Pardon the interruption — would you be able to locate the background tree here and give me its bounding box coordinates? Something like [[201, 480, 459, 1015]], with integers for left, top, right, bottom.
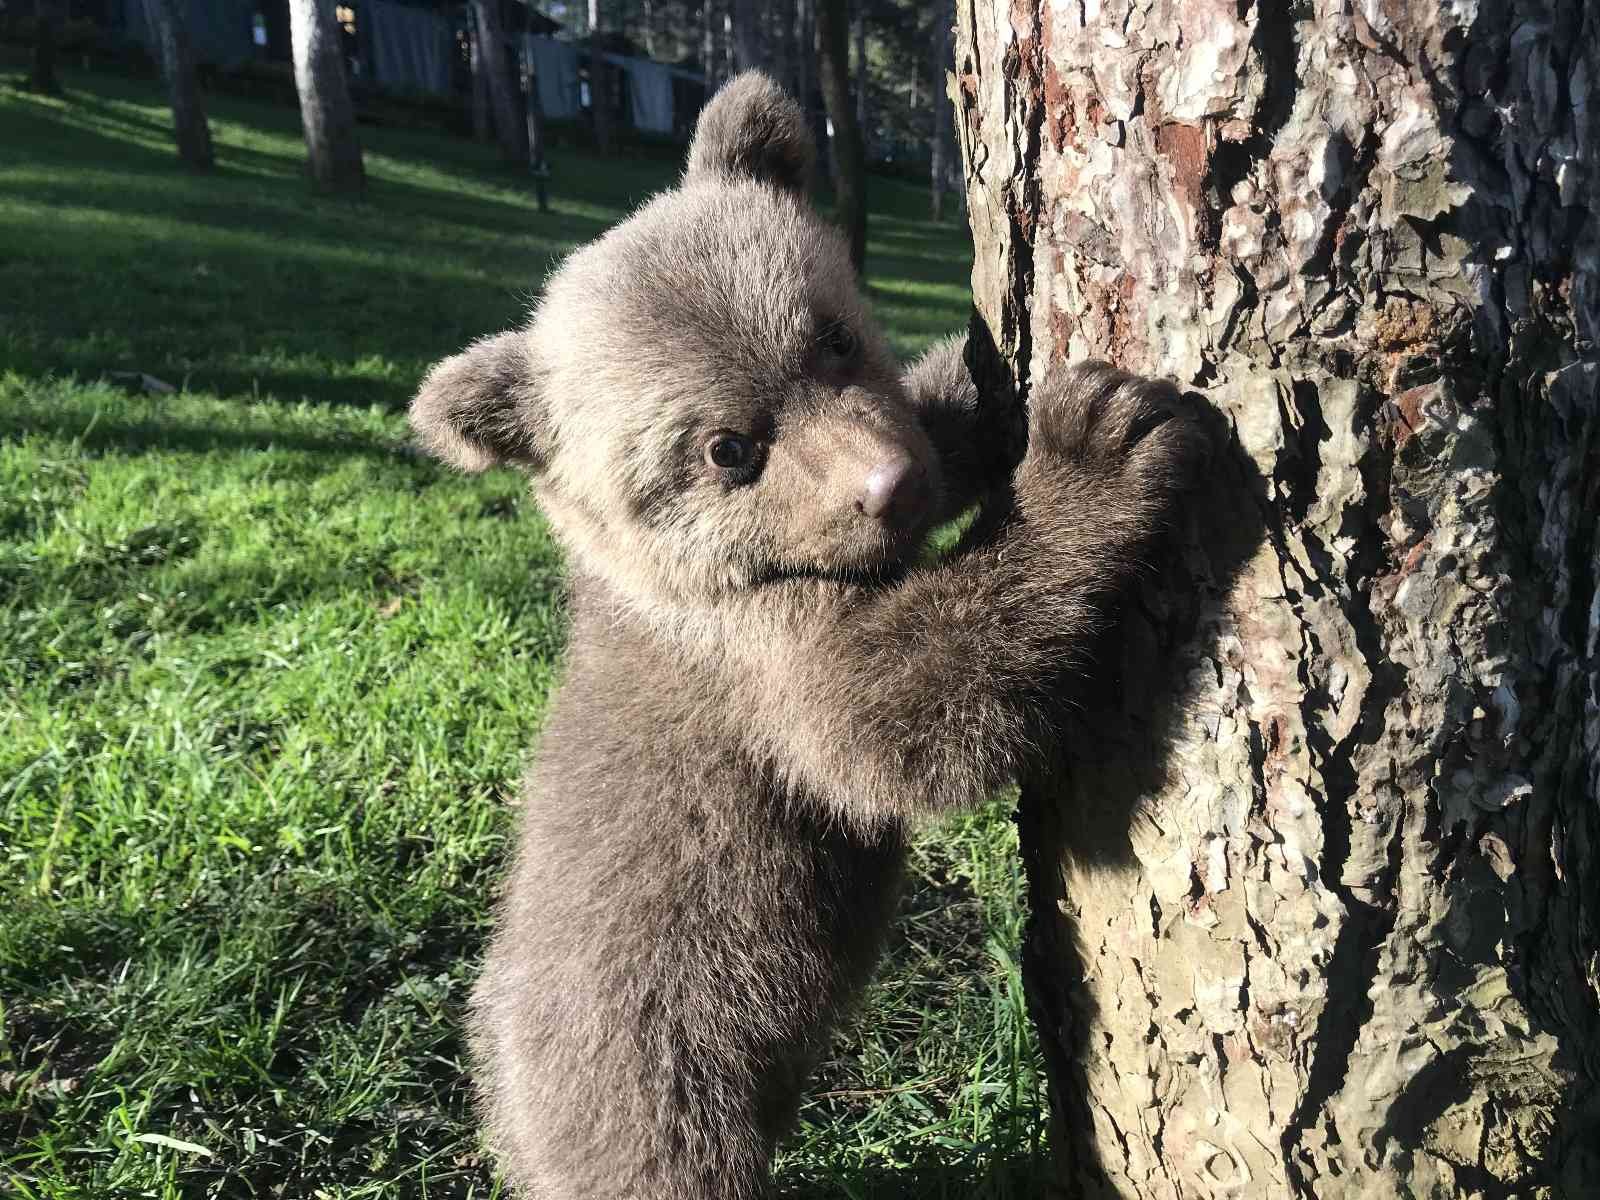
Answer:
[[287, 0, 364, 192], [471, 0, 527, 164], [928, 9, 951, 221], [468, 17, 491, 144], [142, 0, 213, 169], [728, 0, 763, 73], [814, 0, 863, 272], [29, 0, 60, 95], [588, 0, 611, 153], [955, 0, 1599, 1195], [851, 5, 867, 161]]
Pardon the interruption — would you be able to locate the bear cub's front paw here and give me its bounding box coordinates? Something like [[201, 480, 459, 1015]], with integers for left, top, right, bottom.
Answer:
[[1025, 361, 1209, 493]]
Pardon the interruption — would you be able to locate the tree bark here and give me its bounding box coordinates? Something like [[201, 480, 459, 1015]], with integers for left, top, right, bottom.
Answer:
[[142, 0, 214, 169], [814, 0, 864, 272], [852, 4, 868, 161], [771, 0, 793, 99], [30, 0, 60, 95], [792, 0, 811, 119], [469, 18, 491, 144], [473, 0, 528, 164], [588, 0, 611, 155], [288, 0, 364, 193], [730, 0, 763, 73], [953, 0, 1600, 1196], [930, 11, 951, 222]]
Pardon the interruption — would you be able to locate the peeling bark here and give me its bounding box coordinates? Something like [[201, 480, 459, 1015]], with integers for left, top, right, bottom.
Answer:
[[954, 0, 1600, 1195]]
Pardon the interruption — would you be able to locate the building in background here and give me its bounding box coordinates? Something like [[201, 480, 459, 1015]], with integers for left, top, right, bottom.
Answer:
[[62, 0, 704, 142]]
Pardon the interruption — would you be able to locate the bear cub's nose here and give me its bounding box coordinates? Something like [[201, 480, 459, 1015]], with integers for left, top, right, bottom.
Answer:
[[857, 455, 929, 524]]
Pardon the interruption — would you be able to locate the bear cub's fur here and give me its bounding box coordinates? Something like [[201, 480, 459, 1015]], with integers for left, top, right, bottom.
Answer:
[[411, 72, 1204, 1200]]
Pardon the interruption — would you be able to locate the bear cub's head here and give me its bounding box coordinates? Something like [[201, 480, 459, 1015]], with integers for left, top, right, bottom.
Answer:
[[411, 72, 943, 604]]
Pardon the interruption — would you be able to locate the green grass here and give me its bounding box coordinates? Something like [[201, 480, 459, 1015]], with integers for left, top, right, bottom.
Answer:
[[0, 66, 1046, 1198]]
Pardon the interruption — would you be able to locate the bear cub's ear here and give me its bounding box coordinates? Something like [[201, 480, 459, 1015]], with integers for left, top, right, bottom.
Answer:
[[410, 330, 550, 473], [684, 71, 815, 198]]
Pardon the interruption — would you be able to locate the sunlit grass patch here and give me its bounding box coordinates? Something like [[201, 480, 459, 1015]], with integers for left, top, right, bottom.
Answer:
[[0, 65, 1038, 1199]]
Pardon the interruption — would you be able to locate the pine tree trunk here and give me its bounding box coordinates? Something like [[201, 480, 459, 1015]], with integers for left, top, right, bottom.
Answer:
[[142, 0, 214, 169], [288, 0, 364, 193], [472, 0, 528, 164], [730, 0, 762, 73], [771, 0, 793, 99], [929, 11, 950, 223], [792, 0, 811, 119], [469, 19, 491, 144], [30, 0, 60, 95], [814, 0, 864, 272], [851, 5, 867, 161], [588, 0, 611, 155], [953, 0, 1600, 1195]]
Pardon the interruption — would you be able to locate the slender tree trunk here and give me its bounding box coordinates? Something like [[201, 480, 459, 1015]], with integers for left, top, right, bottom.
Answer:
[[472, 0, 527, 164], [851, 4, 867, 161], [929, 12, 950, 222], [771, 0, 792, 98], [287, 0, 364, 192], [143, 0, 214, 169], [730, 0, 762, 73], [814, 0, 864, 271], [30, 0, 60, 95], [588, 0, 611, 154], [469, 20, 491, 144], [793, 0, 810, 123], [700, 0, 714, 87], [955, 0, 1600, 1195], [526, 81, 549, 214]]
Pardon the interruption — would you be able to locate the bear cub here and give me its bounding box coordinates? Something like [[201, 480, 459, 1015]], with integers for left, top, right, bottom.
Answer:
[[411, 72, 1204, 1200]]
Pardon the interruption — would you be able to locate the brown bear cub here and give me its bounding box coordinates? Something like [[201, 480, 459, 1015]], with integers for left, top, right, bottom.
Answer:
[[411, 72, 1204, 1200]]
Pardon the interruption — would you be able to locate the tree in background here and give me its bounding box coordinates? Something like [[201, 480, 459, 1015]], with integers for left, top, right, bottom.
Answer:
[[29, 0, 61, 95], [928, 10, 951, 221], [287, 0, 364, 192], [142, 0, 214, 169], [469, 16, 491, 144], [956, 0, 1599, 1194], [472, 0, 528, 164], [814, 0, 863, 271], [587, 0, 611, 153], [851, 4, 866, 160], [729, 0, 764, 73]]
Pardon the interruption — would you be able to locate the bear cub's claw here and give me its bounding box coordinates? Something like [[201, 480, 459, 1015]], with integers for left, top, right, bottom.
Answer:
[[1026, 361, 1210, 493]]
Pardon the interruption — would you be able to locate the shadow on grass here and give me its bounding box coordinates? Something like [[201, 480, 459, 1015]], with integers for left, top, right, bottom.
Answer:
[[0, 406, 410, 458]]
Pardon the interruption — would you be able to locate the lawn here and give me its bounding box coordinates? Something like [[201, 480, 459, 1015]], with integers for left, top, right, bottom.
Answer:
[[0, 66, 1048, 1199]]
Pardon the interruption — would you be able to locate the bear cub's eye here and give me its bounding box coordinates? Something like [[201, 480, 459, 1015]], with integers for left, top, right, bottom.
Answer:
[[704, 431, 758, 474], [820, 322, 858, 361]]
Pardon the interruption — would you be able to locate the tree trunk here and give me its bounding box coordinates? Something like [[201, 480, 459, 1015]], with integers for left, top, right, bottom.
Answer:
[[472, 0, 528, 164], [288, 0, 364, 193], [527, 67, 549, 214], [814, 0, 864, 272], [588, 0, 611, 155], [730, 0, 762, 73], [771, 0, 793, 99], [142, 0, 214, 169], [954, 0, 1600, 1196], [851, 4, 867, 161], [929, 11, 950, 222], [30, 0, 60, 95], [469, 19, 491, 144], [793, 0, 813, 124]]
